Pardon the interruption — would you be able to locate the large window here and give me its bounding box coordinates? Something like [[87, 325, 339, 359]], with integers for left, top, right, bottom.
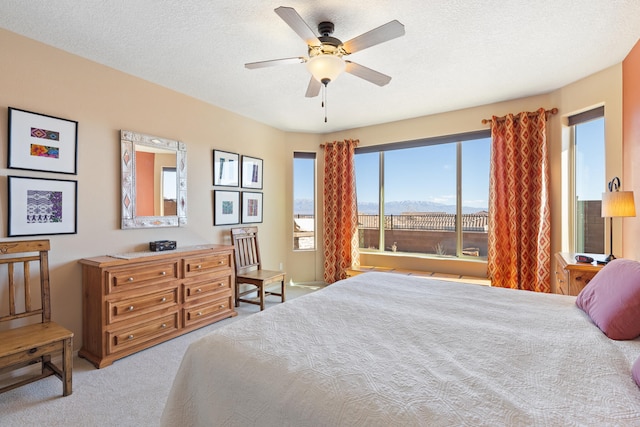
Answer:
[[355, 131, 491, 259], [293, 152, 316, 250], [570, 107, 605, 253]]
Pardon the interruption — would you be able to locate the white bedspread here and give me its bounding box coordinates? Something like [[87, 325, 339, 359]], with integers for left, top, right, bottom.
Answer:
[[161, 272, 640, 426]]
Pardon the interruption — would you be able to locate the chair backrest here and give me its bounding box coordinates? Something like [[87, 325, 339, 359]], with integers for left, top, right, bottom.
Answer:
[[230, 227, 262, 275], [0, 240, 51, 326]]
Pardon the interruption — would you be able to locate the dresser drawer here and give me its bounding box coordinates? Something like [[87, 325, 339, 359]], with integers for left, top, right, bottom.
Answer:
[[184, 275, 232, 303], [2, 340, 64, 367], [107, 288, 178, 324], [107, 312, 179, 355], [183, 253, 231, 278], [554, 257, 568, 295], [106, 261, 179, 294], [569, 270, 598, 296], [184, 295, 233, 327]]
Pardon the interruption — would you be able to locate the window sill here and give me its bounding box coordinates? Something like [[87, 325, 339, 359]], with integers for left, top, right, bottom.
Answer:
[[357, 250, 488, 279]]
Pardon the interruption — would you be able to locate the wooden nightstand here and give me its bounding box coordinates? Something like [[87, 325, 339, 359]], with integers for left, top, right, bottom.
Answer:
[[554, 252, 605, 296]]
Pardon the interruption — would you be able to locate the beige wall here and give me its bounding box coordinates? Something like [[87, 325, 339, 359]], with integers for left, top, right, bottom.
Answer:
[[321, 65, 624, 277], [0, 29, 293, 347], [551, 64, 624, 255], [0, 28, 627, 350]]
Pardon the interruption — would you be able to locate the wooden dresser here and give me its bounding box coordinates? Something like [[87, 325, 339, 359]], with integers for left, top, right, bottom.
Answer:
[[554, 252, 605, 296], [79, 244, 236, 368]]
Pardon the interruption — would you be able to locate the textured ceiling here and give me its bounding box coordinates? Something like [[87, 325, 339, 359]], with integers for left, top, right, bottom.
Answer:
[[1, 1, 639, 133]]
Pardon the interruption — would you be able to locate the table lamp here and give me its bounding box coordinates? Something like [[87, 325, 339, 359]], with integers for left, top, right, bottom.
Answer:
[[601, 176, 636, 262]]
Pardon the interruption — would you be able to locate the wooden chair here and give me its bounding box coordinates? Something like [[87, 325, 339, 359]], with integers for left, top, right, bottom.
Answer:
[[0, 240, 73, 396], [230, 227, 286, 311]]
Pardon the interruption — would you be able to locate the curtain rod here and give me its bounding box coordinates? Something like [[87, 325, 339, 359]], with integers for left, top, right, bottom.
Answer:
[[481, 107, 558, 125], [319, 140, 360, 148]]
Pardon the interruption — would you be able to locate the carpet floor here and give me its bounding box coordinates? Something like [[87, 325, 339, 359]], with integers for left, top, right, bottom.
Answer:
[[0, 283, 323, 426]]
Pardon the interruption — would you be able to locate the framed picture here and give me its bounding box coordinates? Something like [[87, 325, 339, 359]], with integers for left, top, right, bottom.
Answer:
[[8, 176, 78, 237], [241, 191, 263, 224], [213, 150, 239, 187], [8, 107, 78, 174], [214, 190, 240, 225], [241, 155, 263, 189]]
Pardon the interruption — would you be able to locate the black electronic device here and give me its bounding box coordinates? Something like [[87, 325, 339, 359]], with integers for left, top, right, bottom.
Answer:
[[575, 254, 594, 263], [149, 240, 177, 252]]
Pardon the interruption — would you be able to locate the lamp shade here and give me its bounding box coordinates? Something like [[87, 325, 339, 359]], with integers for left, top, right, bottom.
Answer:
[[306, 54, 345, 84], [601, 190, 636, 217]]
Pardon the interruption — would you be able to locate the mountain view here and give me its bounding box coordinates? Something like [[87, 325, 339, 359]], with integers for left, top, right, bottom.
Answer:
[[294, 199, 487, 215]]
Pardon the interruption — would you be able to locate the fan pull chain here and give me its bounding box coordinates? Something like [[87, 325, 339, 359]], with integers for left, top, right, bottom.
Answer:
[[324, 86, 327, 123], [322, 83, 328, 123]]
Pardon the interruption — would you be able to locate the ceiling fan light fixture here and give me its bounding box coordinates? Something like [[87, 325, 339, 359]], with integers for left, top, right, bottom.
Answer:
[[306, 54, 345, 84]]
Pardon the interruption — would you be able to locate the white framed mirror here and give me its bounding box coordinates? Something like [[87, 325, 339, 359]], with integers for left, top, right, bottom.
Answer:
[[121, 130, 187, 229]]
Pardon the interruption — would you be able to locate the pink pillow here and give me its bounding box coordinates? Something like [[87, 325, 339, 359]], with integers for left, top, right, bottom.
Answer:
[[575, 258, 640, 340], [634, 356, 640, 388]]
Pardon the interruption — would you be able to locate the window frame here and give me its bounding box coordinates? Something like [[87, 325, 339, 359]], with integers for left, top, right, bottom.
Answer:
[[293, 151, 317, 252], [567, 106, 605, 253], [355, 129, 491, 259]]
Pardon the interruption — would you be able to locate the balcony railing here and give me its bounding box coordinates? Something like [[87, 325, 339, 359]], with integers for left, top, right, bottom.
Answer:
[[357, 213, 488, 232], [294, 213, 488, 256]]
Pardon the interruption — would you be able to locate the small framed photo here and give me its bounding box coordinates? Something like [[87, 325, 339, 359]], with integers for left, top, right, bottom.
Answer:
[[8, 176, 78, 236], [8, 107, 78, 174], [241, 191, 263, 224], [214, 190, 240, 225], [213, 150, 239, 187], [241, 155, 263, 189]]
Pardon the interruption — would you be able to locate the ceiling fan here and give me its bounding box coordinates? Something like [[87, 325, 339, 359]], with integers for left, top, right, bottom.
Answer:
[[245, 6, 405, 99]]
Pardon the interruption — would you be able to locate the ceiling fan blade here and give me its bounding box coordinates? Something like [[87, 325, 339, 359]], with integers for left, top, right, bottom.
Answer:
[[245, 57, 305, 69], [305, 77, 321, 98], [274, 6, 321, 46], [342, 20, 405, 54], [345, 61, 392, 86]]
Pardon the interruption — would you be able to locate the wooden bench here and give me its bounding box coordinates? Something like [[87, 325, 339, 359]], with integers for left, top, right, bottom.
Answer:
[[0, 240, 73, 396], [345, 265, 491, 286]]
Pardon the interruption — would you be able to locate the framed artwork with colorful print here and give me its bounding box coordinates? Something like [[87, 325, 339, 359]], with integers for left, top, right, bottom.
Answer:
[[241, 155, 263, 189], [213, 150, 239, 187], [241, 191, 263, 224], [213, 190, 240, 226], [8, 107, 79, 174], [8, 176, 78, 236]]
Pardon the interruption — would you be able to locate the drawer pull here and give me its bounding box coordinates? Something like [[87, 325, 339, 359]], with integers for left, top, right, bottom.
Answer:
[[127, 277, 134, 282], [219, 304, 225, 309], [29, 347, 38, 354], [196, 311, 203, 316], [161, 297, 167, 302], [196, 264, 202, 269], [128, 305, 134, 311], [196, 288, 202, 293], [160, 271, 166, 276], [218, 260, 224, 265], [218, 282, 224, 287], [127, 334, 134, 340], [161, 323, 167, 328]]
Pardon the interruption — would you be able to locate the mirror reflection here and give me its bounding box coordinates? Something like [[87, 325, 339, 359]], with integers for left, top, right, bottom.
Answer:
[[121, 130, 187, 229], [134, 145, 177, 216]]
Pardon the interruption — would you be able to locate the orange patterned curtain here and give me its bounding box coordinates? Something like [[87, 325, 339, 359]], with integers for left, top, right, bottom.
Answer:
[[323, 139, 360, 284], [487, 108, 551, 292]]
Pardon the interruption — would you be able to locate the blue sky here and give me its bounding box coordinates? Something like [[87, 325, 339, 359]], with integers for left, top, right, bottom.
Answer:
[[575, 118, 605, 201], [294, 119, 604, 211], [355, 138, 491, 208]]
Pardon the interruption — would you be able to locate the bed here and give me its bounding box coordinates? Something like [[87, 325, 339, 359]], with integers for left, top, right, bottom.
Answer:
[[161, 271, 640, 426]]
